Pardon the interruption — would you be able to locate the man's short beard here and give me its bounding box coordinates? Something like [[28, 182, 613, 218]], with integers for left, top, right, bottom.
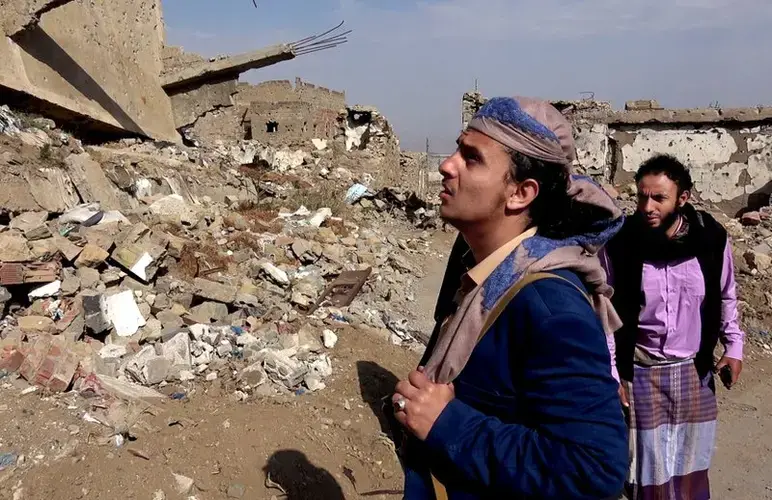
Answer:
[[644, 206, 681, 236]]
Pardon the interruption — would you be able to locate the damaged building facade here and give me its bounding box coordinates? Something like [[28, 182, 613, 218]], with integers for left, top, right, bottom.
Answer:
[[1, 1, 401, 189], [0, 0, 348, 143], [463, 92, 772, 215]]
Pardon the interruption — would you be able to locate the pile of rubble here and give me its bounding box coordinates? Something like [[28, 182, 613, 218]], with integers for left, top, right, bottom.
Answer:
[[0, 106, 438, 403]]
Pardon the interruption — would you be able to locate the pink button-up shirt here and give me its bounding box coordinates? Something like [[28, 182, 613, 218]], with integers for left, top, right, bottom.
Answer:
[[601, 239, 744, 381]]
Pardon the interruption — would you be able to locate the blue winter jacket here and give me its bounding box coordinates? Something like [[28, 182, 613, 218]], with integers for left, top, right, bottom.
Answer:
[[401, 270, 628, 499]]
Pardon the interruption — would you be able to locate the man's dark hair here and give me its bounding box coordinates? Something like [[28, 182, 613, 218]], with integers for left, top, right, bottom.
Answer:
[[507, 150, 605, 239], [634, 154, 694, 194]]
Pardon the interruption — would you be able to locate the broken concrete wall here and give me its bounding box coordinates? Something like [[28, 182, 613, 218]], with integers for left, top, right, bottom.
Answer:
[[461, 92, 772, 214], [244, 78, 345, 144], [1, 0, 75, 36], [181, 77, 346, 146], [161, 46, 240, 131], [332, 106, 401, 189], [0, 0, 178, 142]]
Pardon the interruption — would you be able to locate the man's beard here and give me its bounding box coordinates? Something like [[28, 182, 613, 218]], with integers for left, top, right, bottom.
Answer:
[[636, 208, 685, 260], [641, 208, 681, 238]]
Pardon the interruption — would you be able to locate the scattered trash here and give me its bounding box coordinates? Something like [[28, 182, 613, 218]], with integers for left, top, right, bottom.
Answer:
[[28, 280, 62, 299], [128, 448, 151, 460], [312, 268, 372, 311], [344, 183, 370, 204], [0, 452, 18, 471]]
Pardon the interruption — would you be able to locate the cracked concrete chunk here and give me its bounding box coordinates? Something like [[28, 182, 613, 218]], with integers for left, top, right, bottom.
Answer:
[[188, 301, 229, 323], [25, 168, 81, 213], [0, 230, 33, 262], [53, 235, 83, 262], [111, 242, 163, 283], [65, 153, 122, 211], [10, 212, 48, 233], [74, 244, 109, 268], [148, 194, 199, 227], [162, 332, 192, 373], [193, 278, 236, 304], [104, 290, 146, 337]]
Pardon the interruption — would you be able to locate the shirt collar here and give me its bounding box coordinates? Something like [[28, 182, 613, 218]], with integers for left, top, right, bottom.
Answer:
[[465, 227, 538, 286]]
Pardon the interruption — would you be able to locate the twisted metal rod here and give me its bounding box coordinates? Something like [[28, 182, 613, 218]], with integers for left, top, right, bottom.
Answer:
[[290, 20, 351, 55]]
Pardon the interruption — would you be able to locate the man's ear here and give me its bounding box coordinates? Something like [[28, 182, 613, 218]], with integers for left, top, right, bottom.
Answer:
[[677, 189, 691, 207], [505, 178, 539, 211]]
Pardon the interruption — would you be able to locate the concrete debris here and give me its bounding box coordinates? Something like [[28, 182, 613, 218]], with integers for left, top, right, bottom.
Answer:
[[28, 280, 61, 299], [0, 106, 21, 135], [0, 98, 438, 406], [322, 329, 338, 349], [0, 231, 34, 262], [193, 278, 237, 304], [104, 291, 146, 337], [148, 195, 200, 227], [74, 244, 110, 268], [173, 473, 195, 496]]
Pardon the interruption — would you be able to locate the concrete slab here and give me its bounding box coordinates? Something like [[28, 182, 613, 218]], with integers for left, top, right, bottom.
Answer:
[[1, 0, 75, 36], [162, 44, 295, 91], [0, 0, 179, 142]]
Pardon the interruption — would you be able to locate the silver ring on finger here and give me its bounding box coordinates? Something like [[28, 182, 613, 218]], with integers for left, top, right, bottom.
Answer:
[[394, 398, 406, 412]]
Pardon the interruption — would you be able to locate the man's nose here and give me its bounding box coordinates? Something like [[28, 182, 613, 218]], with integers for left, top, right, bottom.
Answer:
[[439, 152, 460, 177]]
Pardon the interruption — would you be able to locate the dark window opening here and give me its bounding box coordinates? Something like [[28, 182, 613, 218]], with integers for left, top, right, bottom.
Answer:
[[266, 121, 278, 133]]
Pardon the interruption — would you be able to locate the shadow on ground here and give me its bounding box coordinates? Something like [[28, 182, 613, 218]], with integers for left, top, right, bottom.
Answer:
[[263, 449, 344, 499], [357, 360, 400, 437]]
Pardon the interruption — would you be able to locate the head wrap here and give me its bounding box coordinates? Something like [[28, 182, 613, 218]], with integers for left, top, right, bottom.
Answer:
[[424, 97, 625, 383], [467, 96, 576, 166]]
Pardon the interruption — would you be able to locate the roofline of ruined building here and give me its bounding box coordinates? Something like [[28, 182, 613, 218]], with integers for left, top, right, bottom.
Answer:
[[565, 107, 772, 127], [464, 93, 772, 127]]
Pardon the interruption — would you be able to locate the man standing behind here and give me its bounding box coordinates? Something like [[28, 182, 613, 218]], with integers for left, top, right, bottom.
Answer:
[[391, 96, 628, 499], [602, 154, 745, 500]]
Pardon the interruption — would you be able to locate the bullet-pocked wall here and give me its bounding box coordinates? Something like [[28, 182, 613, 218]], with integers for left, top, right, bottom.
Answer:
[[462, 92, 772, 215]]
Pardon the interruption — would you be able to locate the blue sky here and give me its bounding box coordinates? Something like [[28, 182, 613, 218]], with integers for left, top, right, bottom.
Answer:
[[163, 0, 772, 152]]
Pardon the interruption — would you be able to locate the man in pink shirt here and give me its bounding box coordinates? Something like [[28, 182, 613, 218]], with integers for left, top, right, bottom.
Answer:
[[602, 154, 745, 500]]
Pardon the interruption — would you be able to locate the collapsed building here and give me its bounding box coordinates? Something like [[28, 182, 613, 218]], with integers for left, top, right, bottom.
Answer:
[[0, 0, 420, 409], [463, 92, 772, 215], [0, 0, 346, 142], [0, 0, 401, 189]]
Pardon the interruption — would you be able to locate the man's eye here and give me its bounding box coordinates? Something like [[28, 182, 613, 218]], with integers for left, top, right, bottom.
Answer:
[[464, 153, 479, 163]]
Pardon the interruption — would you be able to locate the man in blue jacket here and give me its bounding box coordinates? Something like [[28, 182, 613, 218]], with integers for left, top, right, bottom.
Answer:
[[390, 96, 628, 499]]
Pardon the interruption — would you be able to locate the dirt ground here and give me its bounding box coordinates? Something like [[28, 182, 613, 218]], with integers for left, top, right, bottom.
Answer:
[[0, 229, 770, 499]]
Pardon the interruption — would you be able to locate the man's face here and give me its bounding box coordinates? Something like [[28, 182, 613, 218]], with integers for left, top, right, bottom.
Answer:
[[636, 173, 688, 230], [438, 130, 513, 229]]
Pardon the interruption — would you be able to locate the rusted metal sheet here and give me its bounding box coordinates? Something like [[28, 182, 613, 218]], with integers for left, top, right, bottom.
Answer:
[[311, 268, 372, 312]]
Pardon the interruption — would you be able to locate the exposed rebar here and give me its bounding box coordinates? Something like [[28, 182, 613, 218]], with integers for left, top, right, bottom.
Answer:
[[289, 20, 351, 56]]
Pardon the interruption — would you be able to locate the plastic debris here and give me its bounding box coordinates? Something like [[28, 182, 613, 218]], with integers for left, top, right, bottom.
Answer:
[[0, 452, 18, 471]]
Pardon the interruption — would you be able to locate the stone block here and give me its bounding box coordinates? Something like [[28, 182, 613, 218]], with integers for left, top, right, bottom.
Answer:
[[193, 278, 237, 304], [0, 231, 33, 262], [74, 243, 109, 268], [625, 100, 662, 111]]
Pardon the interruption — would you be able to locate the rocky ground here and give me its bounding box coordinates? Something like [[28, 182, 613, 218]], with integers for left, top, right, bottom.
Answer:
[[0, 104, 771, 499]]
